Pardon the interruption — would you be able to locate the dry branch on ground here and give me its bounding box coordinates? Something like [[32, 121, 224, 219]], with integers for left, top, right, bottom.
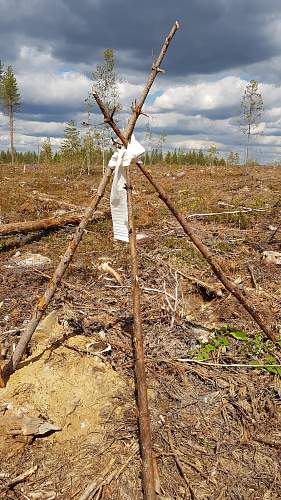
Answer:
[[0, 210, 110, 236]]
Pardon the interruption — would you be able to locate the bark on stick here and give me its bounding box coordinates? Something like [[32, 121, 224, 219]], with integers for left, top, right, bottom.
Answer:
[[126, 167, 156, 500], [1, 167, 112, 384]]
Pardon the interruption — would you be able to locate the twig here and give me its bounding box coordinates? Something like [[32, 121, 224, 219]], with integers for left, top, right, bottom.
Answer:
[[78, 458, 115, 500], [187, 208, 266, 218], [6, 465, 38, 488], [175, 269, 223, 298], [0, 328, 24, 336], [171, 358, 281, 369], [78, 444, 138, 500], [162, 272, 180, 327], [268, 221, 281, 242], [167, 429, 196, 499], [253, 436, 281, 448], [248, 264, 258, 290], [28, 268, 101, 301], [151, 255, 224, 298], [105, 284, 177, 302], [102, 442, 138, 485], [33, 191, 86, 211]]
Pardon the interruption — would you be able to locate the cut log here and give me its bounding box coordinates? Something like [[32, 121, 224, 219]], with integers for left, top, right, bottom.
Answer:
[[0, 210, 110, 237]]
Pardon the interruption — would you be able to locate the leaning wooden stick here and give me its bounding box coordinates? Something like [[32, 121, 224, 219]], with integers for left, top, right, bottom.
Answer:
[[0, 167, 112, 385], [136, 161, 276, 342]]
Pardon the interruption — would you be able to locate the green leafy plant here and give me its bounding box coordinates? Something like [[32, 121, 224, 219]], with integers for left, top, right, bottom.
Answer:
[[192, 336, 229, 361], [263, 356, 281, 377], [227, 330, 248, 341]]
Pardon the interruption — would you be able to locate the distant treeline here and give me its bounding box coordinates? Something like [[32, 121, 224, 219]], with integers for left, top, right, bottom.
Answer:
[[0, 148, 240, 166], [145, 149, 231, 166]]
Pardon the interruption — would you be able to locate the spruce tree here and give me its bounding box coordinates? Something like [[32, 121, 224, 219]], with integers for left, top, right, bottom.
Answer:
[[0, 65, 21, 165], [172, 150, 178, 164], [165, 151, 172, 165]]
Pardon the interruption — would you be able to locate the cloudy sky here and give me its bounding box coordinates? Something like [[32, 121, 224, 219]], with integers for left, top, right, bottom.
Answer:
[[1, 0, 281, 162]]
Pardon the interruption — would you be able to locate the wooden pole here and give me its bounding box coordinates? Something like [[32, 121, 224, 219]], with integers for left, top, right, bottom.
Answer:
[[126, 167, 156, 500], [1, 167, 112, 384], [92, 22, 181, 499], [136, 161, 276, 343]]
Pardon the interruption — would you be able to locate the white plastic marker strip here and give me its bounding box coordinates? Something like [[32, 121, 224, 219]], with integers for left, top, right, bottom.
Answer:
[[108, 135, 145, 242]]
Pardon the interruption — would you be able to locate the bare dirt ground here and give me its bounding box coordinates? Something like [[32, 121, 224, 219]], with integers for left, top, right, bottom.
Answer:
[[0, 161, 281, 499]]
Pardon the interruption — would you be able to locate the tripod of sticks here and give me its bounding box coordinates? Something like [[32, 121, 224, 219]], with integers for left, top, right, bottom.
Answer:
[[0, 21, 277, 499]]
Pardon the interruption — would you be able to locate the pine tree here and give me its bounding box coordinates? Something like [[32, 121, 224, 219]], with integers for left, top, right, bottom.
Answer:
[[0, 65, 21, 165], [227, 151, 235, 166], [60, 121, 81, 175], [40, 137, 53, 164], [234, 152, 240, 165]]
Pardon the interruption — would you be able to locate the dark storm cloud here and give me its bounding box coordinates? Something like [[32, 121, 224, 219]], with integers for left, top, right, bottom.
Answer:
[[0, 0, 280, 76]]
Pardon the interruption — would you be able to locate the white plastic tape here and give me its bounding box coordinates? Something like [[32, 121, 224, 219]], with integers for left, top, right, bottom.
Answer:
[[109, 135, 145, 242]]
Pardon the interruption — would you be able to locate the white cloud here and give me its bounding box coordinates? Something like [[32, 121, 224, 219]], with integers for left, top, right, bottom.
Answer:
[[18, 70, 90, 107], [150, 76, 244, 113], [16, 119, 65, 136], [2, 48, 281, 163]]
